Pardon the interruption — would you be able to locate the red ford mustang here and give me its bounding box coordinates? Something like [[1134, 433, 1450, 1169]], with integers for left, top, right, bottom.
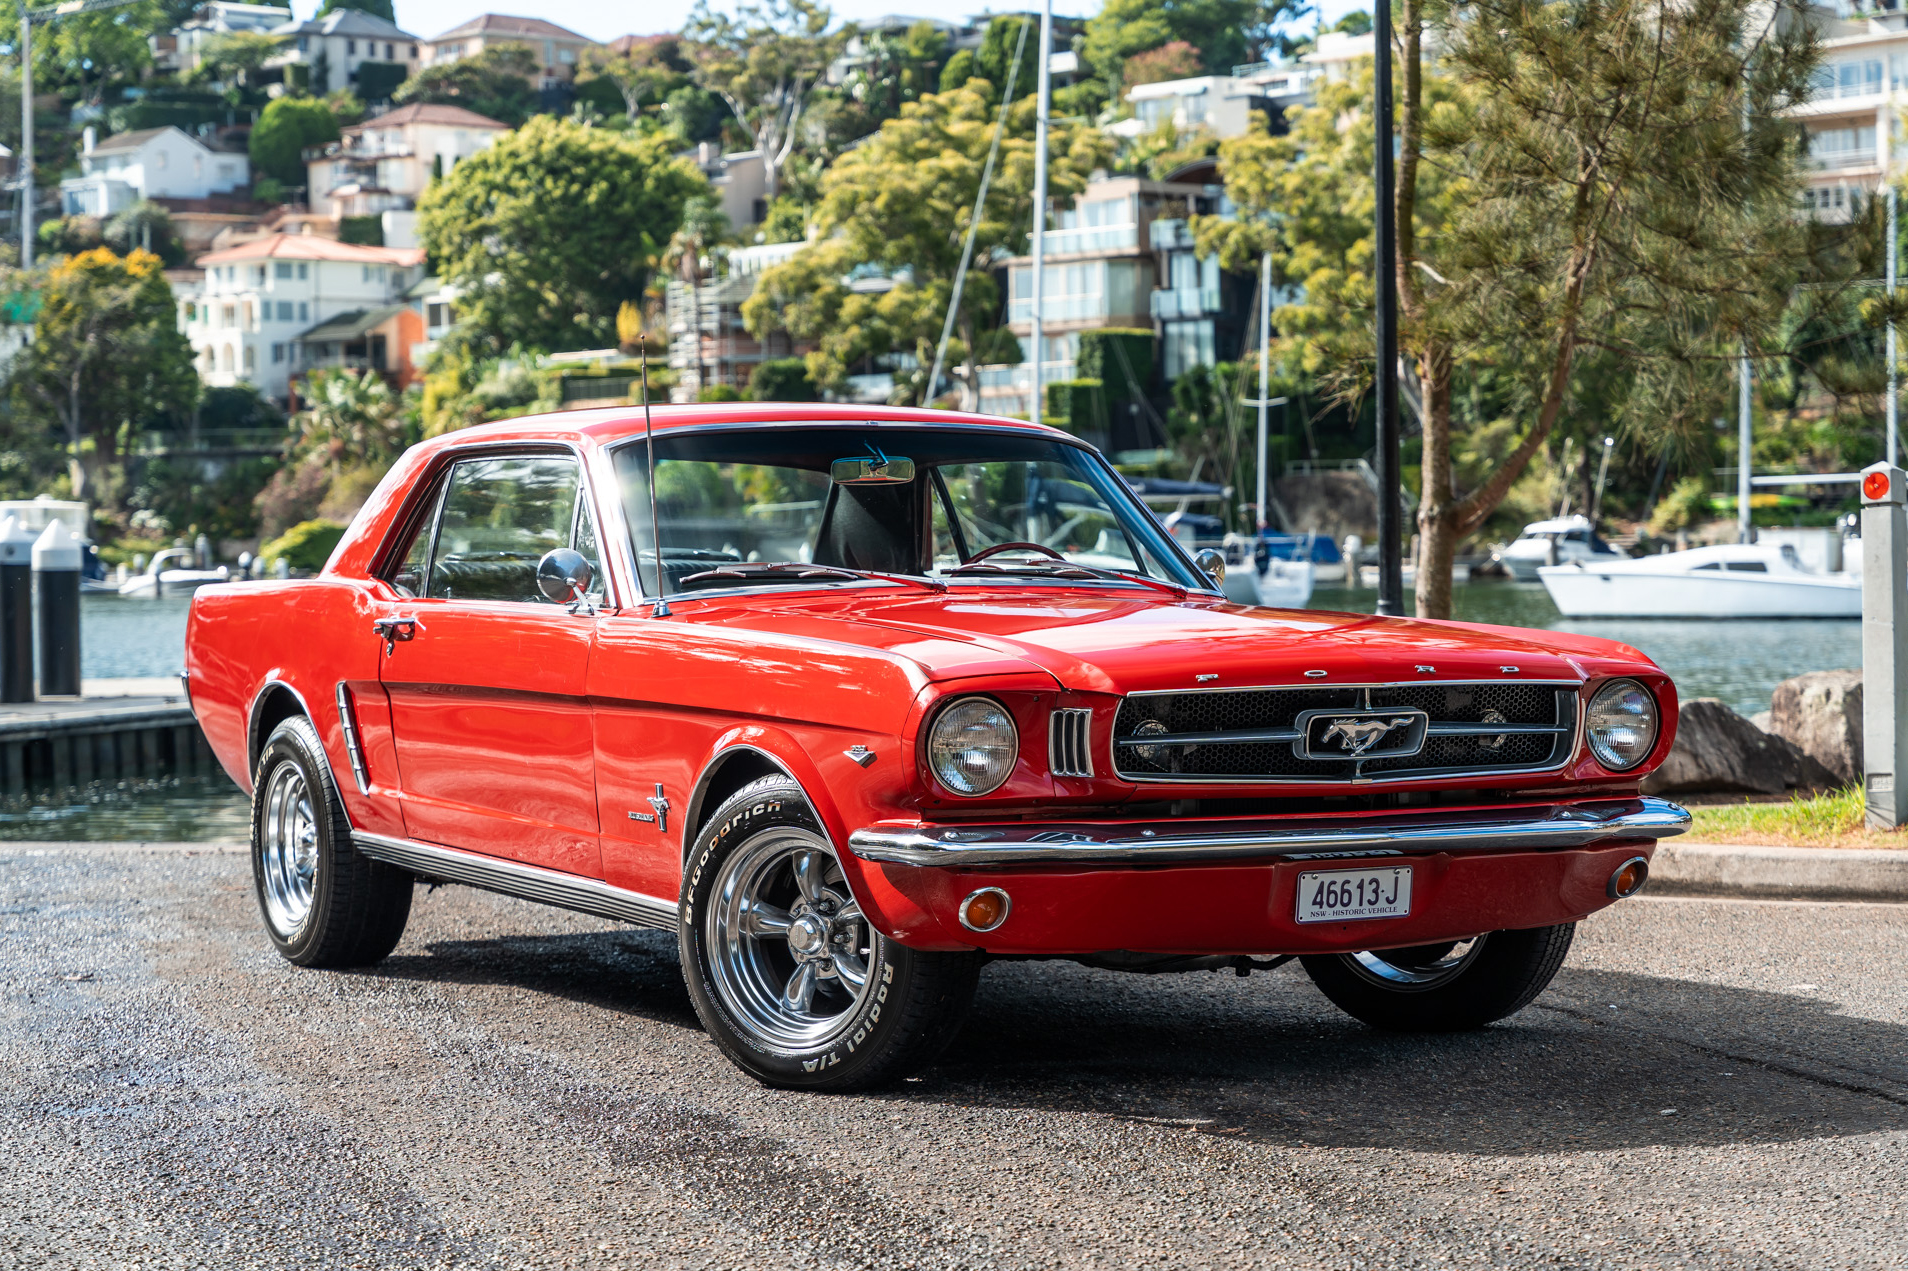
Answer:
[[184, 404, 1687, 1090]]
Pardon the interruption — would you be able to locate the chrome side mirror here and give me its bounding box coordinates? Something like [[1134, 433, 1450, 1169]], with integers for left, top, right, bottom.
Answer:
[[1193, 548, 1226, 589], [537, 548, 594, 605]]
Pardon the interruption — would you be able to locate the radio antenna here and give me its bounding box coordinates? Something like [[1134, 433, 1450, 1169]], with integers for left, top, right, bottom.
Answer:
[[639, 339, 670, 617]]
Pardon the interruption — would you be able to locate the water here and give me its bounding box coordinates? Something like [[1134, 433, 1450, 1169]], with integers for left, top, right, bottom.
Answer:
[[1307, 581, 1859, 717], [81, 591, 194, 679], [44, 579, 1849, 841]]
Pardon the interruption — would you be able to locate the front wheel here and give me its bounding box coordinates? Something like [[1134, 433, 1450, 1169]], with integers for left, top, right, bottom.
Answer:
[[679, 776, 980, 1091], [1300, 923, 1575, 1031]]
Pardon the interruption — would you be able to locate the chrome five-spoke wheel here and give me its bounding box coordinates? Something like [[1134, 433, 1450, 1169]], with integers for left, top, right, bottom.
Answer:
[[259, 759, 319, 938], [1344, 936, 1490, 992], [706, 828, 879, 1051]]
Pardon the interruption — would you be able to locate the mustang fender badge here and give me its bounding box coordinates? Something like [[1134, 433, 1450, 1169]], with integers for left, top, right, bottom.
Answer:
[[844, 745, 876, 767], [1195, 673, 1219, 683]]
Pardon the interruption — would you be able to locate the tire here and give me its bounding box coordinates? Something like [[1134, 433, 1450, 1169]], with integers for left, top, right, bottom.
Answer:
[[1300, 923, 1576, 1031], [251, 714, 413, 968], [679, 776, 981, 1091]]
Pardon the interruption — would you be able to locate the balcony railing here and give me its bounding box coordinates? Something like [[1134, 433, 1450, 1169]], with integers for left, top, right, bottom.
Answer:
[[1150, 218, 1195, 250], [1811, 149, 1879, 170], [1007, 294, 1109, 324], [1151, 287, 1221, 321], [1039, 224, 1139, 256]]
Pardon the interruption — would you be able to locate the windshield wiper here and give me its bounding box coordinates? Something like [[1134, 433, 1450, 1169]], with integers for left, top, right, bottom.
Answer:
[[676, 562, 946, 593], [945, 559, 1103, 581]]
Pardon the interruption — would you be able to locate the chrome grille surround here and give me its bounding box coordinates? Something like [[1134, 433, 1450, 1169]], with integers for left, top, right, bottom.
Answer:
[[1111, 681, 1581, 784], [1050, 708, 1095, 777]]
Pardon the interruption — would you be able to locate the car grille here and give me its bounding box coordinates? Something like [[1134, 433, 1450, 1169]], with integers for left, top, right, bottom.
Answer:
[[1111, 682, 1578, 783]]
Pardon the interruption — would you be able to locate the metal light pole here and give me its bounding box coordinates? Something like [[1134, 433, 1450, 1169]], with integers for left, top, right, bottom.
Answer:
[[1027, 0, 1053, 422], [19, 6, 31, 269], [1257, 251, 1271, 530], [1738, 340, 1753, 545], [1372, 0, 1404, 616], [1889, 185, 1899, 468]]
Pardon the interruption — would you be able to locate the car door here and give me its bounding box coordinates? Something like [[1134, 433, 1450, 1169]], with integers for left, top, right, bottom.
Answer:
[[373, 450, 607, 877]]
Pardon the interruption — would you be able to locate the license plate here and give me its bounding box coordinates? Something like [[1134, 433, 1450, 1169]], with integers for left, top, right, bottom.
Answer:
[[1295, 866, 1413, 924]]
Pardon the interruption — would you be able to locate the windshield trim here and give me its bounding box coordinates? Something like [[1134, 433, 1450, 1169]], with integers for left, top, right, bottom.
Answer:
[[606, 423, 1221, 601]]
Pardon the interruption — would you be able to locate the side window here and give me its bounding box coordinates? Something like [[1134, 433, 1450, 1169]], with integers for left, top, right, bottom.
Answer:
[[428, 456, 581, 602]]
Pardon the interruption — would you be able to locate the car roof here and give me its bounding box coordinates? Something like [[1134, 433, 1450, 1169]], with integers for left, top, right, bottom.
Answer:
[[429, 402, 1080, 451]]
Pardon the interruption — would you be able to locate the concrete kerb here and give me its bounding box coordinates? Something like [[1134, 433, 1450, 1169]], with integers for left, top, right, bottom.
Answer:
[[1652, 841, 1908, 902]]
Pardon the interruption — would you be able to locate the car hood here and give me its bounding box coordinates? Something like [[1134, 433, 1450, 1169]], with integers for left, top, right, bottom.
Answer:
[[694, 588, 1649, 693]]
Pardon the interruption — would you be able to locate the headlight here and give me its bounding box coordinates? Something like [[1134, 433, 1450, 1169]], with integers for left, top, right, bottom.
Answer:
[[1586, 679, 1658, 771], [927, 697, 1018, 795]]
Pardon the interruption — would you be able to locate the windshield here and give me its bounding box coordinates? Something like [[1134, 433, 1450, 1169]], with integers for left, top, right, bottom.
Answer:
[[611, 426, 1203, 596]]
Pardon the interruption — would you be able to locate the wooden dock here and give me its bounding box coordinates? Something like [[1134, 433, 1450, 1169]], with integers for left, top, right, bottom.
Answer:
[[0, 678, 212, 790]]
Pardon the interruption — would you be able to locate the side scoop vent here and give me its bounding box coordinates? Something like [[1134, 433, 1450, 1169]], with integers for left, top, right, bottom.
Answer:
[[1050, 708, 1094, 778]]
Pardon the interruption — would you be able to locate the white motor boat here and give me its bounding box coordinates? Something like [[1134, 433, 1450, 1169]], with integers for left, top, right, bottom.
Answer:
[[118, 547, 230, 596], [1218, 535, 1316, 607], [1538, 543, 1859, 618], [1494, 515, 1624, 581]]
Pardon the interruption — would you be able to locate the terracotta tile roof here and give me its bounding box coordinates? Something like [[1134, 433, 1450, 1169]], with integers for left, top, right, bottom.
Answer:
[[345, 103, 509, 132], [195, 233, 427, 268], [429, 13, 596, 43]]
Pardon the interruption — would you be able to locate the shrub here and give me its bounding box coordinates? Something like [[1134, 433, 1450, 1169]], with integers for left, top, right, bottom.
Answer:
[[748, 358, 818, 402], [260, 519, 348, 574], [698, 384, 743, 403], [1045, 378, 1104, 433], [338, 215, 383, 246]]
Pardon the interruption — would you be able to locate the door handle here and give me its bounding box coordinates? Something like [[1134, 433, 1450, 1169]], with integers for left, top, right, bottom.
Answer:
[[372, 615, 424, 654]]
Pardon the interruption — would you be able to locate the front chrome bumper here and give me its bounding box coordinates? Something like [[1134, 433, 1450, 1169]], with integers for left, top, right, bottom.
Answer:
[[847, 797, 1690, 868]]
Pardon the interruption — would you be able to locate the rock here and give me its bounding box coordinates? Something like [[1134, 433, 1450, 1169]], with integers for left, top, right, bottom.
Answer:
[[1767, 669, 1862, 787], [1640, 698, 1836, 795], [1750, 710, 1773, 733]]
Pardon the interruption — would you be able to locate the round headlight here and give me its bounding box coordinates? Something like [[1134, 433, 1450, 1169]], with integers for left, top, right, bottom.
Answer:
[[1586, 679, 1658, 771], [927, 697, 1018, 796]]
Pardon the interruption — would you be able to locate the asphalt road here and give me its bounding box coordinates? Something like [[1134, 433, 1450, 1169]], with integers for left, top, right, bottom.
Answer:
[[3, 844, 1905, 1271]]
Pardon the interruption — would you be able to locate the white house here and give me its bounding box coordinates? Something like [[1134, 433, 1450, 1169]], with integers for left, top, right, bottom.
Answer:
[[422, 14, 598, 89], [181, 233, 427, 402], [151, 2, 291, 77], [60, 127, 250, 219], [264, 8, 422, 100], [305, 103, 508, 219]]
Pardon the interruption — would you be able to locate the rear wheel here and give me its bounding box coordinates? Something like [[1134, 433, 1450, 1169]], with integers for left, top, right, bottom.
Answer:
[[1300, 923, 1575, 1031], [680, 776, 980, 1090], [251, 715, 412, 968]]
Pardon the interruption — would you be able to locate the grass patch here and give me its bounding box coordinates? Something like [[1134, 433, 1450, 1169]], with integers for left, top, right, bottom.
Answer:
[[1684, 786, 1907, 848]]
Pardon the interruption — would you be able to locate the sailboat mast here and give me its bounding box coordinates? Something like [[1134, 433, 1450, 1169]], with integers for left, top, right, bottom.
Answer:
[[1028, 0, 1053, 423], [1257, 252, 1270, 531]]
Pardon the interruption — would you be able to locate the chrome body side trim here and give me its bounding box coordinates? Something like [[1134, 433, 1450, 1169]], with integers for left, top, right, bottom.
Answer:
[[845, 796, 1690, 868], [246, 677, 350, 797], [352, 832, 679, 931], [333, 682, 370, 794]]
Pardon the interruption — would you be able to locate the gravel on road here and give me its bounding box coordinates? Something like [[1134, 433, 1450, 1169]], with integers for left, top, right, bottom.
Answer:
[[2, 843, 1904, 1270]]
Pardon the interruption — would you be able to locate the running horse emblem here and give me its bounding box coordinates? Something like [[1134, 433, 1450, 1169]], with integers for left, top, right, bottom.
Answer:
[[1321, 716, 1416, 757]]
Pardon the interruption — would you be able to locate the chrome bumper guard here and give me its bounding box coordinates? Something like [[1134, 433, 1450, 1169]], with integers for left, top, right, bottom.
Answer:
[[846, 797, 1690, 868]]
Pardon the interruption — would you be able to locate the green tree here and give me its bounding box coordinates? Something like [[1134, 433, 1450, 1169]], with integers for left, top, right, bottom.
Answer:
[[683, 0, 846, 200], [392, 43, 539, 126], [0, 0, 166, 106], [419, 116, 707, 353], [317, 0, 397, 22], [1198, 0, 1823, 617], [191, 30, 286, 88], [579, 35, 691, 123], [742, 76, 1111, 406], [939, 15, 1038, 102], [1082, 0, 1302, 104], [249, 96, 343, 187], [10, 248, 198, 503]]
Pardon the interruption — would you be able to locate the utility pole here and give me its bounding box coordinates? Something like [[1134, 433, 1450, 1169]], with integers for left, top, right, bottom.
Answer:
[[1257, 252, 1271, 531], [1889, 185, 1899, 468], [1027, 0, 1052, 423], [1372, 0, 1404, 616]]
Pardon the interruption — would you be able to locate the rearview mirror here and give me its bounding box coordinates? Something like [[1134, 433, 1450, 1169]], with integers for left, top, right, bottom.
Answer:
[[831, 453, 915, 484], [537, 548, 594, 604]]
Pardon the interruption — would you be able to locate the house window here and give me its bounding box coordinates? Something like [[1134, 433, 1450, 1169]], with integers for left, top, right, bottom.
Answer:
[[346, 38, 356, 55], [362, 265, 372, 282], [277, 301, 294, 321], [426, 301, 449, 328], [154, 151, 167, 169], [255, 265, 267, 285], [297, 263, 309, 280], [299, 302, 309, 321], [410, 43, 418, 57], [275, 262, 293, 279], [220, 346, 234, 371], [222, 303, 236, 327], [385, 42, 393, 59], [558, 47, 575, 64], [1162, 319, 1217, 380], [544, 40, 555, 65], [243, 346, 255, 373], [272, 343, 284, 363], [297, 35, 307, 51]]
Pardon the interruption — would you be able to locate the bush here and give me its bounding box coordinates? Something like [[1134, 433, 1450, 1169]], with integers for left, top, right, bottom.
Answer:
[[698, 384, 743, 403], [1045, 378, 1104, 433], [1647, 475, 1712, 535], [260, 519, 348, 574], [250, 96, 343, 186], [338, 215, 383, 246], [353, 61, 409, 104], [748, 358, 818, 402]]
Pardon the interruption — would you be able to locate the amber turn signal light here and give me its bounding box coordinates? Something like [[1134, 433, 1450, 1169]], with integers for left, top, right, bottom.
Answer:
[[1607, 856, 1650, 900], [958, 887, 1012, 933]]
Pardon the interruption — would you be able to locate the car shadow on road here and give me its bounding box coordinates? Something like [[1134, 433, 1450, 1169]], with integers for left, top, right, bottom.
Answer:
[[903, 960, 1908, 1156]]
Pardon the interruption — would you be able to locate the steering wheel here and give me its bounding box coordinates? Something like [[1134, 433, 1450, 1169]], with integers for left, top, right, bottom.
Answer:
[[966, 541, 1068, 564]]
